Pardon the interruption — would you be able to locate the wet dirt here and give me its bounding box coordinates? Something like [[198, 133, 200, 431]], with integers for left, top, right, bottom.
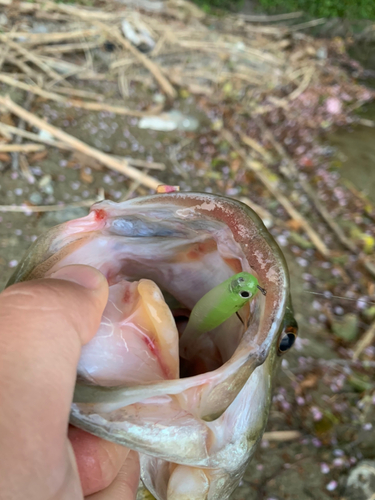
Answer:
[[328, 103, 375, 203], [1, 65, 375, 500]]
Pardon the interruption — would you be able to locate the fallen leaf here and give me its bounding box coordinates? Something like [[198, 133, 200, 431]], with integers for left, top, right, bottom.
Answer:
[[29, 151, 48, 163], [0, 113, 15, 126], [286, 219, 304, 231], [80, 168, 94, 184], [0, 152, 11, 162], [71, 152, 103, 171]]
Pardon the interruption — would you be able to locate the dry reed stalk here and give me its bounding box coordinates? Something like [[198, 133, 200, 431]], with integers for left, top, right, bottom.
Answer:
[[353, 320, 375, 360], [2, 29, 99, 45], [92, 21, 176, 99], [0, 74, 155, 117], [35, 0, 122, 21], [0, 95, 161, 190], [238, 11, 303, 22], [0, 122, 71, 150], [0, 36, 62, 81], [223, 130, 331, 257], [262, 430, 302, 441], [0, 199, 101, 213], [124, 158, 166, 171], [36, 40, 104, 55], [50, 86, 104, 100], [4, 54, 40, 79], [0, 143, 45, 152]]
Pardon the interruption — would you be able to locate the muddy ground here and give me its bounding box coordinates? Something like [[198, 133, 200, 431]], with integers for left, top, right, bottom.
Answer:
[[1, 34, 375, 500]]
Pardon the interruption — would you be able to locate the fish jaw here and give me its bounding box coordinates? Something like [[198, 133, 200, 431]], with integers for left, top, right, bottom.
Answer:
[[6, 193, 292, 500]]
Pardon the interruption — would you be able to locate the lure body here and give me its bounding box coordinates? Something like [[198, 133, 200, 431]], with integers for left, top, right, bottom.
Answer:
[[180, 272, 259, 350]]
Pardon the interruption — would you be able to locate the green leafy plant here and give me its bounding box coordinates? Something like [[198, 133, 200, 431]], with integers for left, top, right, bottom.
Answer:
[[257, 0, 375, 20]]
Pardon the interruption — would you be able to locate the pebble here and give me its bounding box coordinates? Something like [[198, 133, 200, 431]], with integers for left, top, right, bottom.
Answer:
[[344, 461, 375, 500]]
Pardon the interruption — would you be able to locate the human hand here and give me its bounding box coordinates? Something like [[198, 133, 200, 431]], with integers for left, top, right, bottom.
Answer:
[[0, 265, 140, 500]]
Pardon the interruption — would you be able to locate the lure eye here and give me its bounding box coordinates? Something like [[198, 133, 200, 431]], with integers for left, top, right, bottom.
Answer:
[[239, 291, 251, 299], [278, 325, 298, 354]]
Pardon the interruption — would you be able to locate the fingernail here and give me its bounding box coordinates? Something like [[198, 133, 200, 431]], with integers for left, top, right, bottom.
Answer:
[[50, 265, 105, 291]]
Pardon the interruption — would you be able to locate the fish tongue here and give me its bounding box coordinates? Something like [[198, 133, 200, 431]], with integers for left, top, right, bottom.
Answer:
[[77, 278, 179, 385], [167, 465, 210, 500]]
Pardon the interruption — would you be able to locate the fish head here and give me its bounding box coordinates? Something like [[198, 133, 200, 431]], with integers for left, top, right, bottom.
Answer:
[[7, 192, 297, 500]]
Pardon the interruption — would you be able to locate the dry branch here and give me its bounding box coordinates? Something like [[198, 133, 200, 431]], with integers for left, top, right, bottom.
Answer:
[[0, 95, 161, 190]]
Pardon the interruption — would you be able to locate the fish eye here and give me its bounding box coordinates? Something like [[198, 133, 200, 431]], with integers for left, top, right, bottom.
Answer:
[[278, 323, 298, 354], [239, 291, 251, 298], [278, 333, 296, 353]]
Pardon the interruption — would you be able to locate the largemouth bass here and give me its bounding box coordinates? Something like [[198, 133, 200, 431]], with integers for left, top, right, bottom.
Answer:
[[7, 192, 297, 500]]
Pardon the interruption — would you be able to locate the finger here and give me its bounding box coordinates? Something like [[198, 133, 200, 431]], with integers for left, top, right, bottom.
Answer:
[[68, 426, 130, 496], [0, 265, 108, 498], [86, 451, 140, 500]]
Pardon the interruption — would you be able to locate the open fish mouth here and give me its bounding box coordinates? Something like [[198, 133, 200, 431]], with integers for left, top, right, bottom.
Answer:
[[8, 192, 294, 500]]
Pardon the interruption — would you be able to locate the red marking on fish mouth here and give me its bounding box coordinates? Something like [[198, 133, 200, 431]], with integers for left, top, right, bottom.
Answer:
[[94, 209, 106, 222]]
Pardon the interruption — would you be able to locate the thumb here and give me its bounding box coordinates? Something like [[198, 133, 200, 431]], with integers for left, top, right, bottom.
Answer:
[[0, 265, 108, 499]]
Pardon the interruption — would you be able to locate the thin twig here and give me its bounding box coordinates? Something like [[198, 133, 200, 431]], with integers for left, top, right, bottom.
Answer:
[[50, 86, 104, 101], [124, 157, 166, 171], [0, 95, 161, 190], [238, 11, 303, 23], [2, 29, 100, 45], [11, 91, 34, 171], [0, 199, 102, 213], [0, 143, 45, 152], [353, 320, 375, 361], [4, 54, 40, 79], [288, 18, 327, 31], [0, 123, 70, 150], [36, 40, 104, 55], [262, 431, 302, 441]]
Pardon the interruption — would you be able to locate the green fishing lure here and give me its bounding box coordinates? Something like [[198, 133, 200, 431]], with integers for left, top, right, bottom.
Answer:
[[180, 272, 266, 349]]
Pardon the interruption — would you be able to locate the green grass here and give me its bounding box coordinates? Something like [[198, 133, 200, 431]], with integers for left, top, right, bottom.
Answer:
[[192, 0, 375, 19], [258, 0, 375, 20]]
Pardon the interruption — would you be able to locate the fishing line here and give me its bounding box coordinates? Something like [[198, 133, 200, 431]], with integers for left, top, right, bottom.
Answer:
[[303, 290, 375, 305]]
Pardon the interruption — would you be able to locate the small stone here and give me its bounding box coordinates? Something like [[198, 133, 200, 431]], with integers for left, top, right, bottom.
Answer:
[[29, 192, 43, 205], [38, 175, 54, 195], [344, 461, 375, 500]]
